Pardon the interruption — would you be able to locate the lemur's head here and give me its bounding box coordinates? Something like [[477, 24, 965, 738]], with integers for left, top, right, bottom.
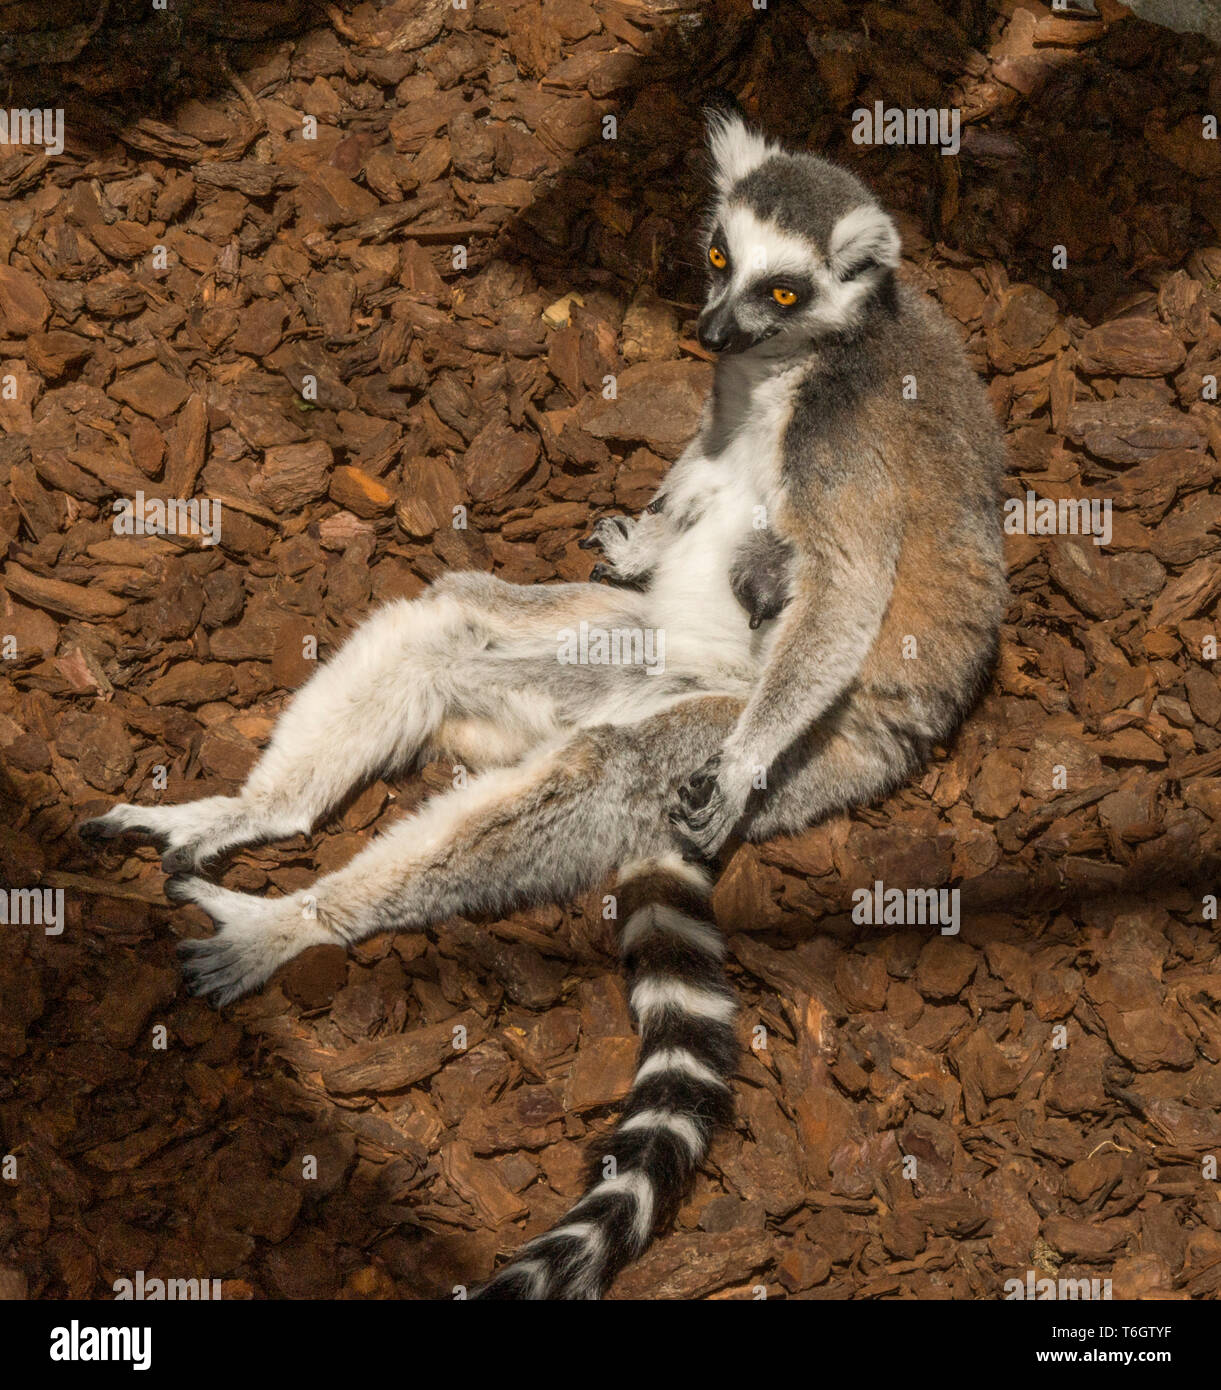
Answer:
[[697, 110, 901, 357]]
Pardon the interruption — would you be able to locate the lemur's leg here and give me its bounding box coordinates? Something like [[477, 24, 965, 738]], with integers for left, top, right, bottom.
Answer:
[[80, 573, 656, 872], [171, 696, 741, 1006]]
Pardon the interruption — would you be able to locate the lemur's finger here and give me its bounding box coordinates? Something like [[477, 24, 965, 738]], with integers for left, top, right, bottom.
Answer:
[[678, 783, 712, 812], [587, 514, 631, 545], [580, 515, 623, 552], [590, 562, 612, 582], [677, 754, 721, 806], [671, 783, 718, 826]]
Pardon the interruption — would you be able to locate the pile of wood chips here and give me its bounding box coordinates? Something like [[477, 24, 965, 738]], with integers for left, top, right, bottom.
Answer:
[[0, 0, 1219, 1300]]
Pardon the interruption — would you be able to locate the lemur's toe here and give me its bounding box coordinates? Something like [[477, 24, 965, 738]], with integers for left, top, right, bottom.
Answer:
[[79, 812, 155, 843], [177, 942, 234, 1007], [176, 916, 280, 1008], [164, 874, 202, 904], [176, 948, 212, 1000], [161, 846, 199, 875]]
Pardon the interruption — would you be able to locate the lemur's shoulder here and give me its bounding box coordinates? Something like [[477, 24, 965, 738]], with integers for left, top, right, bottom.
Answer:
[[780, 276, 1001, 508]]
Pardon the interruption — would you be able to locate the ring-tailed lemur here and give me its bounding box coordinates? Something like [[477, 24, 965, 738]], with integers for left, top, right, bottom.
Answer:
[[80, 112, 1006, 1299]]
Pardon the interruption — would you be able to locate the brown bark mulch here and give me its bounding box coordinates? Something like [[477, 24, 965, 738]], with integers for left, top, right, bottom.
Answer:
[[1, 0, 1219, 1300]]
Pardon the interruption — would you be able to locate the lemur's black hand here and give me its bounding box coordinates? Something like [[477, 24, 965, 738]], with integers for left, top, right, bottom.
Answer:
[[747, 591, 790, 629], [676, 754, 721, 812]]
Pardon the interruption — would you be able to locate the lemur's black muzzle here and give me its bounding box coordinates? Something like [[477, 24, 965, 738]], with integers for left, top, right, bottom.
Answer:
[[697, 309, 751, 355]]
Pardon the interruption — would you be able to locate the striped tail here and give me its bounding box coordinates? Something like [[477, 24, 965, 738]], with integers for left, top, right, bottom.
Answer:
[[474, 853, 737, 1299]]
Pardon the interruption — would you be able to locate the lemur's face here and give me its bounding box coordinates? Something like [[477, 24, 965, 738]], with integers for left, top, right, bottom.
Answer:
[[697, 112, 901, 357]]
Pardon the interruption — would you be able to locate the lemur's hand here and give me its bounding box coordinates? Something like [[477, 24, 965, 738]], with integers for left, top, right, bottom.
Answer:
[[580, 511, 664, 588], [730, 529, 794, 631], [740, 583, 791, 631], [580, 513, 633, 552], [580, 515, 635, 586], [669, 753, 750, 860]]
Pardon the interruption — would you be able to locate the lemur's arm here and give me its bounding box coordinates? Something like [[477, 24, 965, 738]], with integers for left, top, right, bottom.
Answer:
[[672, 483, 901, 856]]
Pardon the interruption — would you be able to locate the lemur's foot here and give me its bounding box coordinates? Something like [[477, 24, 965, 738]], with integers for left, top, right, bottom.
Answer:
[[172, 876, 337, 1007], [79, 802, 190, 871], [729, 530, 794, 631], [744, 590, 790, 630], [79, 806, 158, 843], [160, 845, 203, 875], [79, 796, 286, 875]]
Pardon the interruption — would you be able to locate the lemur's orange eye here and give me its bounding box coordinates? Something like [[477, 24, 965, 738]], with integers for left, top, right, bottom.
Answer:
[[772, 287, 797, 306], [709, 246, 727, 269]]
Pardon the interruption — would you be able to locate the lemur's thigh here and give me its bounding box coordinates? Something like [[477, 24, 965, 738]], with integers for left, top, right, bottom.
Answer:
[[81, 574, 654, 870], [172, 695, 742, 1005], [424, 571, 671, 755]]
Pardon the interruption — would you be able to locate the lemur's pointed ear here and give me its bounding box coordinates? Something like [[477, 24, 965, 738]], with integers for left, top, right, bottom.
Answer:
[[705, 105, 775, 195], [827, 203, 902, 277]]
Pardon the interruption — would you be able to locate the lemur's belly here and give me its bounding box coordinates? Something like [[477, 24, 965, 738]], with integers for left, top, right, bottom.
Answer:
[[643, 362, 797, 685], [647, 478, 777, 683]]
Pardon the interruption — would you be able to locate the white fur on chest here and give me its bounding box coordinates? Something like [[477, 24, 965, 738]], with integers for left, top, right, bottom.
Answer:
[[646, 363, 797, 681]]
